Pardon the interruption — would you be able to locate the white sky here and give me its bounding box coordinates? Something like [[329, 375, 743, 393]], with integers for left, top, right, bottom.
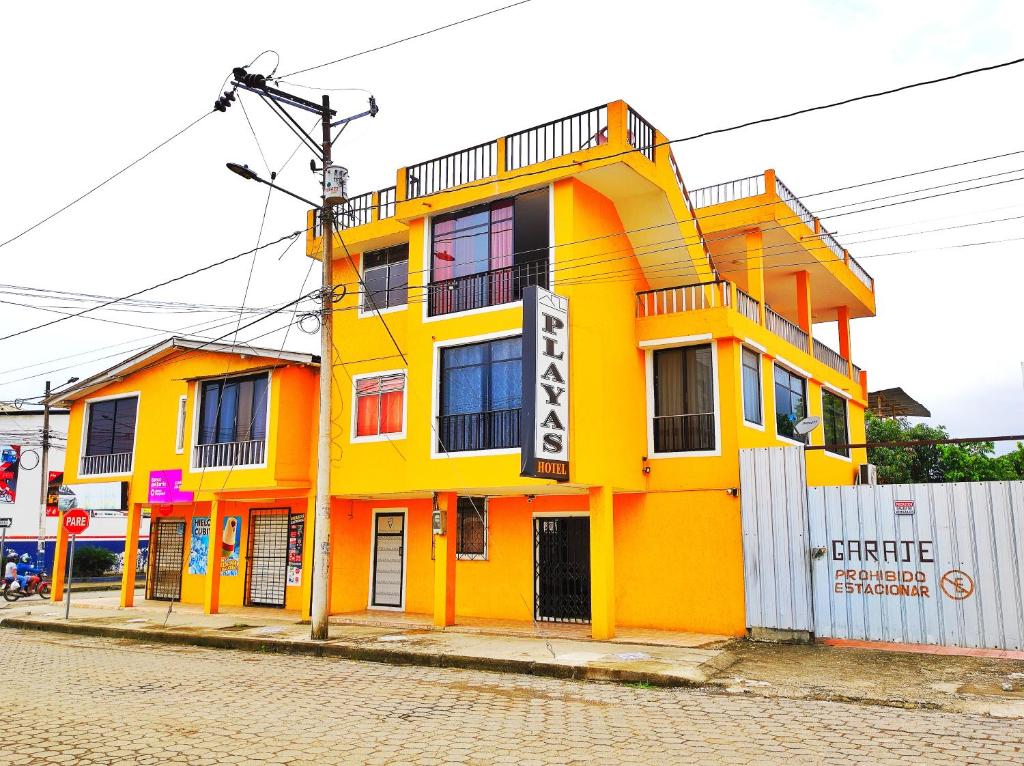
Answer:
[[1, 0, 1022, 445]]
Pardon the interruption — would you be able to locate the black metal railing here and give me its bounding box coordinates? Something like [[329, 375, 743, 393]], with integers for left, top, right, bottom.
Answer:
[[428, 259, 548, 317], [627, 107, 656, 161], [378, 186, 396, 219], [437, 409, 521, 452], [335, 191, 374, 230], [407, 141, 497, 199], [505, 105, 608, 172], [653, 413, 716, 452]]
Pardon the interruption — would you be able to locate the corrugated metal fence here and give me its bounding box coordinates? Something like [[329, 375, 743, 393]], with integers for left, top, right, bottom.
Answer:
[[741, 447, 1024, 650]]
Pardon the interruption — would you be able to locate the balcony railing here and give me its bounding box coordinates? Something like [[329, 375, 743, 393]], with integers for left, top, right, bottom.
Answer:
[[437, 409, 521, 453], [407, 141, 497, 199], [848, 255, 873, 290], [505, 105, 608, 171], [335, 192, 374, 230], [193, 440, 266, 469], [636, 280, 731, 318], [813, 338, 847, 375], [653, 413, 716, 452], [735, 287, 760, 323], [766, 306, 809, 351], [688, 174, 765, 209], [774, 176, 816, 232], [852, 363, 863, 380], [427, 259, 548, 317], [378, 186, 396, 220], [80, 452, 132, 476], [627, 107, 655, 162]]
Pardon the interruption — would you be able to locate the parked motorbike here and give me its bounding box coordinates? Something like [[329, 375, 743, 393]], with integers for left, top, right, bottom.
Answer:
[[2, 573, 51, 601]]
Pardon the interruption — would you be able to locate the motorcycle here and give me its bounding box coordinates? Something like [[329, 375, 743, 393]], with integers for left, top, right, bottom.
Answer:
[[2, 573, 51, 601]]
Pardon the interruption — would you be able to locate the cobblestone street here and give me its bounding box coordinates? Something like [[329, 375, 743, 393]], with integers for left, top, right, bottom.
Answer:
[[5, 628, 1022, 765]]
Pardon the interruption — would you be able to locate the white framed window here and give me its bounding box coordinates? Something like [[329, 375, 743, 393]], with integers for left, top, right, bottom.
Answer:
[[360, 244, 408, 316], [80, 393, 140, 476], [175, 394, 187, 454], [456, 496, 488, 560], [741, 346, 763, 426], [651, 344, 716, 453], [352, 371, 407, 441]]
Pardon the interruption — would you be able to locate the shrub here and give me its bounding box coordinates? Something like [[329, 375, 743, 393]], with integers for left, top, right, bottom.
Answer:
[[71, 546, 118, 578]]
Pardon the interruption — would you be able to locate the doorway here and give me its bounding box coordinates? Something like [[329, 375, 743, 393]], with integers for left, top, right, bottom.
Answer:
[[245, 508, 293, 608], [370, 511, 405, 609], [534, 516, 591, 623], [147, 518, 185, 602]]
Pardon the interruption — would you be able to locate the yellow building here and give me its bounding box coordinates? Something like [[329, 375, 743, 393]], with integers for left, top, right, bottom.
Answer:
[[50, 338, 319, 616], [315, 100, 873, 638]]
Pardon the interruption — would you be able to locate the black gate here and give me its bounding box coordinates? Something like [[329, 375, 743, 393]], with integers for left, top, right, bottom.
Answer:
[[245, 508, 294, 608], [534, 516, 591, 623], [147, 519, 185, 602]]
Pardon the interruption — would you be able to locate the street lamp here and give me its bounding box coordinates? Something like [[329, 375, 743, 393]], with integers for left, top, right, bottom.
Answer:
[[224, 163, 322, 209]]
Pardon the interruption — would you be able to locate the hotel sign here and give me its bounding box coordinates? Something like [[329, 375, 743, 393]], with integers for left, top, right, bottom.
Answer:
[[521, 285, 570, 482]]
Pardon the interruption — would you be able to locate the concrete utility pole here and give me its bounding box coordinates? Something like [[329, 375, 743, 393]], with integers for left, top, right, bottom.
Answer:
[[36, 380, 51, 561], [310, 94, 334, 641]]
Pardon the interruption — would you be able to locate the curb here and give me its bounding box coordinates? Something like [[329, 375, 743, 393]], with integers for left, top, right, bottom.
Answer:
[[1, 616, 715, 689]]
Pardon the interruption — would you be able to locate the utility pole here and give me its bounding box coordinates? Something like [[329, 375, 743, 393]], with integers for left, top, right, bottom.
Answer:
[[310, 94, 334, 641], [37, 380, 51, 563]]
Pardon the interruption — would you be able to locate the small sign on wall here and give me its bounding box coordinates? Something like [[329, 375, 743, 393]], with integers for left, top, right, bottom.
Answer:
[[894, 500, 915, 515]]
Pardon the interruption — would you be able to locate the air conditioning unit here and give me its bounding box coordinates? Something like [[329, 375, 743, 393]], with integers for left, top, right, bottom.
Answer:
[[858, 463, 878, 485]]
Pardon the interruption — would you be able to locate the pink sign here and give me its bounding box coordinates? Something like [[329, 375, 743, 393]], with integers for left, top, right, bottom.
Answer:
[[148, 469, 194, 504]]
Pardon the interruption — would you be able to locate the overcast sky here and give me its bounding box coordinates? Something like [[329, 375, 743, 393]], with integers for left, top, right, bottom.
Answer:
[[1, 0, 1022, 445]]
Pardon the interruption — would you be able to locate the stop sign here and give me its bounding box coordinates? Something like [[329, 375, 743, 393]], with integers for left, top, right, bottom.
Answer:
[[62, 508, 90, 535]]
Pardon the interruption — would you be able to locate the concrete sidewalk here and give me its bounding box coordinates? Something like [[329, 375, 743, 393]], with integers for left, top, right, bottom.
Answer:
[[0, 595, 735, 687]]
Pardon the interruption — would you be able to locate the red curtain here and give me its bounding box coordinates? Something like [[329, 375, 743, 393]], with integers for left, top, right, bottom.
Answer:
[[489, 200, 514, 303], [432, 218, 456, 315]]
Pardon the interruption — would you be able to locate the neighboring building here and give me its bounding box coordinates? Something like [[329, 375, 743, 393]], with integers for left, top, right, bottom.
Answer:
[[310, 100, 874, 638], [49, 339, 318, 614], [0, 408, 70, 570]]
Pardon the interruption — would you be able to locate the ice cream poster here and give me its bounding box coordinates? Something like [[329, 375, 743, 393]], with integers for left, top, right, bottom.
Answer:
[[220, 516, 241, 577], [188, 516, 210, 575]]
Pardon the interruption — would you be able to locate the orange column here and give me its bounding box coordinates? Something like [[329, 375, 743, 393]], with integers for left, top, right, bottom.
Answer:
[[837, 305, 852, 376], [745, 229, 766, 325], [795, 270, 813, 350], [589, 486, 616, 640], [50, 510, 68, 603], [203, 500, 223, 615], [432, 492, 457, 627], [120, 504, 143, 607]]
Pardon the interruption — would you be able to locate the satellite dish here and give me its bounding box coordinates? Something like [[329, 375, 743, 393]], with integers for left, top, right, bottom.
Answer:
[[794, 415, 821, 436]]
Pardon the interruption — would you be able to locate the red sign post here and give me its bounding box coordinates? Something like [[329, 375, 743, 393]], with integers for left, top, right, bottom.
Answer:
[[62, 508, 90, 619]]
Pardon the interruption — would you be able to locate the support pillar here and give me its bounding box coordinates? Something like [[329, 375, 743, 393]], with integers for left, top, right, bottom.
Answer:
[[589, 486, 616, 640], [432, 492, 457, 628], [299, 493, 316, 623], [50, 509, 68, 603], [120, 504, 142, 607], [203, 500, 224, 615], [795, 270, 813, 351], [744, 229, 766, 325], [837, 305, 853, 376]]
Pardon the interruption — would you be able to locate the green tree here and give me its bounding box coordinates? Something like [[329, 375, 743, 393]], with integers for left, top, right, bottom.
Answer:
[[865, 413, 1024, 484]]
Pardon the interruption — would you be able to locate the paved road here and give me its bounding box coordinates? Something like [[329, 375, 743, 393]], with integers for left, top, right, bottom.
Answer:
[[4, 628, 1022, 765]]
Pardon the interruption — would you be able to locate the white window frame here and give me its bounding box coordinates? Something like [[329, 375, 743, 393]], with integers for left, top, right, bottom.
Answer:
[[188, 370, 272, 473], [644, 338, 721, 459], [79, 391, 142, 478], [350, 369, 409, 443], [456, 496, 489, 561], [430, 330, 523, 459], [367, 508, 408, 612], [175, 394, 188, 454], [740, 345, 764, 430], [357, 246, 409, 319]]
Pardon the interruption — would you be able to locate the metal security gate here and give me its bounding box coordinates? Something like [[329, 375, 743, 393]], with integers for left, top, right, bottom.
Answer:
[[740, 447, 1024, 651], [371, 513, 405, 608], [147, 519, 185, 602], [245, 508, 292, 608], [534, 516, 591, 623]]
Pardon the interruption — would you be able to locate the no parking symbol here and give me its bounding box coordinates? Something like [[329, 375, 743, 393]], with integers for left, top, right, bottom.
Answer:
[[940, 569, 975, 600]]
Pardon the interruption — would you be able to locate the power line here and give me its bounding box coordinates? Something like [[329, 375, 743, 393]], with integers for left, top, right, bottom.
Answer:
[[0, 111, 213, 251], [278, 1, 536, 79]]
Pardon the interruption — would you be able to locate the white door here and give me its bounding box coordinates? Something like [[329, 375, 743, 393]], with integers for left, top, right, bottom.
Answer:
[[371, 513, 405, 608]]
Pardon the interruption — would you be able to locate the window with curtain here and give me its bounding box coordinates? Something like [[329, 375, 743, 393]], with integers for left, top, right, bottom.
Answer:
[[85, 396, 138, 456], [439, 337, 522, 452], [362, 244, 408, 312], [822, 390, 849, 456], [197, 373, 269, 445], [456, 496, 487, 559], [774, 365, 808, 442], [355, 373, 406, 438], [742, 347, 762, 425], [652, 344, 715, 452], [429, 190, 548, 315]]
